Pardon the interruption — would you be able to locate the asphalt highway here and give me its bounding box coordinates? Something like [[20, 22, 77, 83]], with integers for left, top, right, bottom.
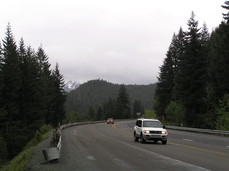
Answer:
[[35, 120, 229, 171]]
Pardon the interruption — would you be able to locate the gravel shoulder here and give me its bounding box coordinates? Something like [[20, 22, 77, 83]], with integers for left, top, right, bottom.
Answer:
[[29, 131, 57, 171]]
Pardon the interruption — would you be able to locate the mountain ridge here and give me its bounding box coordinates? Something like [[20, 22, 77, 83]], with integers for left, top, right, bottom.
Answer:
[[64, 80, 81, 92], [65, 79, 156, 116]]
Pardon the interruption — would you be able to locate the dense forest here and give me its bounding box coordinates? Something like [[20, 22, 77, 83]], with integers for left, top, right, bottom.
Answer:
[[0, 24, 66, 164], [154, 2, 229, 130], [65, 79, 156, 121]]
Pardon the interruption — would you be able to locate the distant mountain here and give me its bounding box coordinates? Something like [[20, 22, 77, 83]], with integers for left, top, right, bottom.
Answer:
[[65, 79, 156, 116], [64, 80, 80, 92]]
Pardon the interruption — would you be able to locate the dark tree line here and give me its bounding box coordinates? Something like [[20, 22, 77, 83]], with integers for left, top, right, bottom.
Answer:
[[65, 79, 151, 122], [86, 84, 144, 121], [0, 24, 66, 163], [154, 2, 229, 130]]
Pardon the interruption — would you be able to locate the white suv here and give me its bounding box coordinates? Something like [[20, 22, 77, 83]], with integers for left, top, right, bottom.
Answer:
[[134, 118, 168, 144]]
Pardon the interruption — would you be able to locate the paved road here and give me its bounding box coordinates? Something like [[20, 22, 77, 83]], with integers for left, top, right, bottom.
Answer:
[[32, 120, 229, 171]]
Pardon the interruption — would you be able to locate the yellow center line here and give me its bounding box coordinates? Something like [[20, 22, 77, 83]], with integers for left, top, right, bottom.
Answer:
[[112, 122, 229, 158], [112, 123, 132, 135]]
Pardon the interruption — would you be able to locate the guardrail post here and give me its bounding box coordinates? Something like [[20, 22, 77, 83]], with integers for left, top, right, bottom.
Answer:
[[43, 128, 61, 162]]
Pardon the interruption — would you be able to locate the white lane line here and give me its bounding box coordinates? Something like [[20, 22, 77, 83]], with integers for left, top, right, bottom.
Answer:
[[86, 156, 96, 160], [113, 158, 132, 169], [183, 138, 194, 142], [227, 146, 229, 148], [112, 138, 210, 171]]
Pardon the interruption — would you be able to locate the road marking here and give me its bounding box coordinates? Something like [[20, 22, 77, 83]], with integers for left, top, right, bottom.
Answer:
[[113, 122, 229, 158], [183, 138, 194, 142], [112, 124, 132, 135], [86, 155, 96, 160], [227, 146, 229, 148], [113, 158, 132, 169], [112, 136, 210, 171]]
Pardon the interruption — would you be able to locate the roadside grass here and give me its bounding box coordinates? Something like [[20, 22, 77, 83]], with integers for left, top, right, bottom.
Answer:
[[0, 125, 52, 171]]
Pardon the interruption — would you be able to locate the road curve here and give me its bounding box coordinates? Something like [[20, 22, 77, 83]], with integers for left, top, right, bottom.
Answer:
[[32, 120, 229, 171]]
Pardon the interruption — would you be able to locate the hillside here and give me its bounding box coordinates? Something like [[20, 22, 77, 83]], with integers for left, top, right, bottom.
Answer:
[[65, 79, 156, 116]]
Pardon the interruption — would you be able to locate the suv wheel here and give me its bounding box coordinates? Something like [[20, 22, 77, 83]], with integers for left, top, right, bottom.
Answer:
[[140, 133, 145, 143], [134, 132, 139, 142], [162, 140, 167, 144]]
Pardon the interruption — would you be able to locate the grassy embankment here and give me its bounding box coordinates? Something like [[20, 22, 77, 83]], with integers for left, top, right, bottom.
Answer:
[[0, 125, 52, 171]]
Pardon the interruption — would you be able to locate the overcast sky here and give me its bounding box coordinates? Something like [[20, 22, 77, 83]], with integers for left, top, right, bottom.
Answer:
[[0, 0, 226, 85]]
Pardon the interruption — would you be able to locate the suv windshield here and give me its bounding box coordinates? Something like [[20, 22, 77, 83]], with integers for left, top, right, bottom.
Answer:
[[143, 121, 162, 128]]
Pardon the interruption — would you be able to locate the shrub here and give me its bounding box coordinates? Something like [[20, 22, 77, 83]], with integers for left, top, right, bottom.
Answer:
[[216, 94, 229, 130], [165, 101, 185, 126], [141, 110, 157, 119], [39, 125, 51, 134]]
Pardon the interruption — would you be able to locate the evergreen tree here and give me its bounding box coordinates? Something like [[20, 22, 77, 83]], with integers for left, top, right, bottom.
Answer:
[[132, 99, 144, 118], [0, 24, 24, 159], [222, 1, 229, 21], [0, 43, 8, 163], [154, 28, 185, 119], [103, 97, 116, 119], [174, 12, 209, 127], [154, 35, 176, 118], [0, 42, 3, 92], [116, 85, 131, 119], [36, 46, 53, 125], [0, 41, 6, 132], [0, 135, 7, 164], [19, 40, 45, 132], [215, 94, 229, 130], [208, 21, 229, 104], [96, 106, 103, 121], [171, 28, 186, 101], [0, 24, 66, 161], [50, 63, 66, 127], [87, 107, 95, 121], [207, 20, 229, 128]]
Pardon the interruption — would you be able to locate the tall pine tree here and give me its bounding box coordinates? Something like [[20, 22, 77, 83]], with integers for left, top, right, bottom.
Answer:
[[50, 63, 66, 127], [172, 28, 186, 101], [0, 24, 67, 161], [103, 97, 116, 119], [207, 9, 229, 128], [222, 1, 229, 21], [19, 40, 45, 132], [132, 99, 144, 118], [154, 39, 175, 118], [1, 24, 23, 159], [36, 46, 53, 125], [174, 12, 208, 127], [116, 85, 131, 119], [154, 28, 185, 119]]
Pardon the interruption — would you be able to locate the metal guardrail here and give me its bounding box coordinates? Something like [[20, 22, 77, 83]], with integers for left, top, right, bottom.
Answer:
[[166, 126, 229, 136], [60, 121, 104, 130], [42, 120, 228, 162], [43, 121, 104, 162]]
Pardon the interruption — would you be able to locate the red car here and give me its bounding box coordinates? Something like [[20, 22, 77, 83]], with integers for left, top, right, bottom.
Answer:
[[107, 118, 114, 124]]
